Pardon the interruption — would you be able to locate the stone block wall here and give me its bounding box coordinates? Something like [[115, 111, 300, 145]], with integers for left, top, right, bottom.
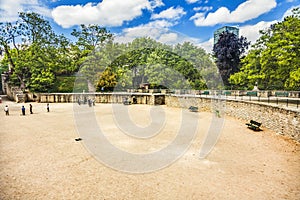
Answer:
[[165, 95, 300, 142], [225, 100, 300, 141], [31, 93, 162, 106]]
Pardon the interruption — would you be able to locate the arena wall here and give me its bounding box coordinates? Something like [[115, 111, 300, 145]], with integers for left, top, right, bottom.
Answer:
[[165, 95, 300, 142]]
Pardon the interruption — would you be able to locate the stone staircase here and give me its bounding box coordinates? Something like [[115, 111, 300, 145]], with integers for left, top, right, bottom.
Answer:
[[11, 87, 25, 103]]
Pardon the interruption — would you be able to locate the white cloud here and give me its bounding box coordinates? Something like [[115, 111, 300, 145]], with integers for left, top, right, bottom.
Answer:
[[240, 21, 276, 43], [115, 19, 200, 46], [116, 6, 187, 44], [151, 6, 186, 20], [115, 0, 280, 54], [150, 0, 165, 8], [198, 38, 214, 53], [158, 33, 178, 43], [198, 20, 276, 53], [190, 0, 277, 26], [0, 0, 51, 22], [148, 20, 176, 28], [198, 4, 299, 53], [185, 0, 200, 4], [51, 0, 159, 28], [193, 6, 213, 12], [239, 4, 300, 44], [115, 20, 172, 43]]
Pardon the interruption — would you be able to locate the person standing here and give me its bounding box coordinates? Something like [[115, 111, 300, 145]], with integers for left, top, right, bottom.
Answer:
[[21, 105, 25, 115], [4, 105, 9, 115], [47, 103, 50, 112], [29, 104, 33, 114]]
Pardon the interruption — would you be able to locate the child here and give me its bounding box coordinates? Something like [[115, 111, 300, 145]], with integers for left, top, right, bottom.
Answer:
[[22, 105, 25, 115]]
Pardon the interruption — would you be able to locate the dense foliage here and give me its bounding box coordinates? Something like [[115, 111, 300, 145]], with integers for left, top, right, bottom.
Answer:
[[0, 13, 76, 92], [212, 31, 250, 87], [230, 8, 300, 90], [94, 40, 215, 91], [1, 8, 299, 92], [0, 12, 217, 92]]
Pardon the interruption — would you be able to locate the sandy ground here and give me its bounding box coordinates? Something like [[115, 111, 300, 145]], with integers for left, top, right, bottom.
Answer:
[[0, 97, 299, 200]]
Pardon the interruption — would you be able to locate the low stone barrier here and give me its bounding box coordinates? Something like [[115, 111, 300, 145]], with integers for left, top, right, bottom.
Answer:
[[33, 92, 165, 106], [165, 95, 300, 142]]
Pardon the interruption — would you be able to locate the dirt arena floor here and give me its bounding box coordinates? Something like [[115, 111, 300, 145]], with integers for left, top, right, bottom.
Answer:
[[0, 98, 299, 199]]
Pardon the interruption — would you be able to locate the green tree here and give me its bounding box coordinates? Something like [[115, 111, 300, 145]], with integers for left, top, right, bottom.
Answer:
[[96, 67, 117, 92], [71, 24, 113, 51], [96, 38, 215, 90], [230, 7, 300, 90], [213, 31, 250, 87], [71, 24, 114, 89], [229, 49, 264, 89], [0, 12, 73, 92]]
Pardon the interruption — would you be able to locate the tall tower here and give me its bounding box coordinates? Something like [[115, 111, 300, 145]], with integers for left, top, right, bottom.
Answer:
[[214, 26, 239, 44]]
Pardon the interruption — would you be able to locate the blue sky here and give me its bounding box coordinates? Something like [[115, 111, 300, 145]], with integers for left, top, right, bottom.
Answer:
[[0, 0, 299, 52]]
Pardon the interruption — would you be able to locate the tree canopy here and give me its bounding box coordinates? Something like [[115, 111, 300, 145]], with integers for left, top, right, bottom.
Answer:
[[94, 39, 215, 91], [230, 7, 300, 90], [1, 12, 216, 93], [2, 9, 298, 93], [0, 12, 74, 92], [212, 31, 250, 87]]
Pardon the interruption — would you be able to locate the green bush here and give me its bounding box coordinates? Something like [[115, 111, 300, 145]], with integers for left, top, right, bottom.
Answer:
[[49, 76, 88, 93]]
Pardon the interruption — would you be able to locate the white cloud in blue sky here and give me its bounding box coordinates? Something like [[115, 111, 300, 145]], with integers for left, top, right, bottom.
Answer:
[[0, 0, 51, 22], [193, 6, 213, 12], [151, 6, 186, 20], [185, 0, 201, 4], [150, 0, 165, 8], [190, 0, 277, 26], [51, 0, 155, 28]]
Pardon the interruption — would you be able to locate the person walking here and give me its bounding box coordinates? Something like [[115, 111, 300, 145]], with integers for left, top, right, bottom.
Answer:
[[21, 105, 25, 115], [30, 104, 33, 114], [47, 103, 50, 112], [4, 105, 9, 115]]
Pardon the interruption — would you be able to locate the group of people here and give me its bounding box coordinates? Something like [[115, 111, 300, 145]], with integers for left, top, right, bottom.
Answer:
[[77, 97, 95, 107], [4, 103, 50, 116]]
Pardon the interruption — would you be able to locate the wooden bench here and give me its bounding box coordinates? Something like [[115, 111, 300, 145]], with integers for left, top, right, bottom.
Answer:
[[275, 91, 288, 97], [188, 106, 198, 112], [246, 120, 262, 131], [246, 91, 258, 96], [201, 91, 209, 95], [223, 91, 231, 96]]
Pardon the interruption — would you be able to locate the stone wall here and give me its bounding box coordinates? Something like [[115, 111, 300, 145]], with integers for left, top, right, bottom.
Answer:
[[5, 84, 26, 103], [30, 92, 165, 106], [225, 100, 300, 141], [165, 95, 300, 142]]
